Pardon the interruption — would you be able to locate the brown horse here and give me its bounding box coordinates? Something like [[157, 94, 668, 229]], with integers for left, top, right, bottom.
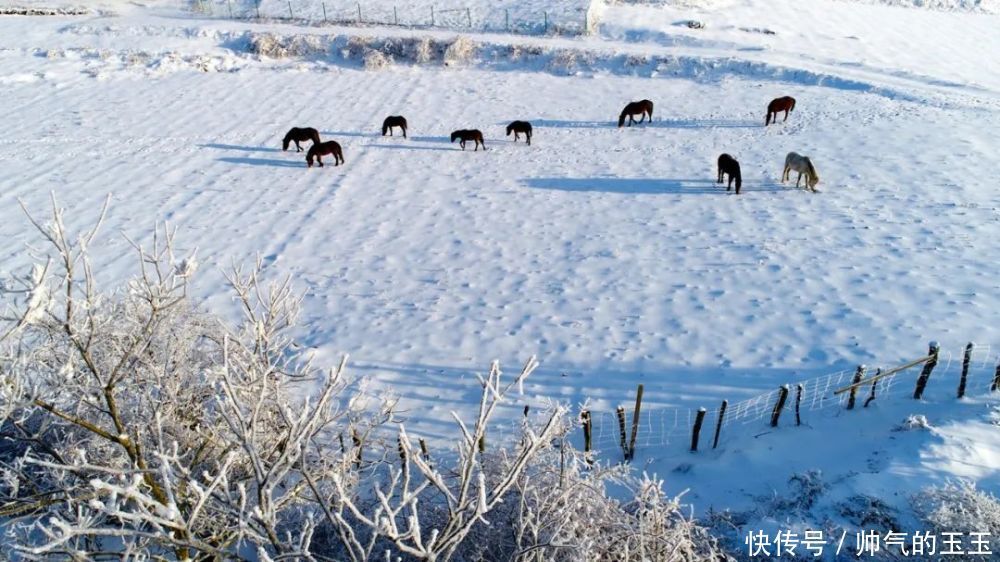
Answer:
[[306, 141, 344, 167], [282, 127, 321, 152], [717, 153, 742, 195], [382, 115, 407, 138], [450, 129, 486, 151], [765, 96, 796, 126], [506, 121, 532, 145], [618, 100, 653, 127]]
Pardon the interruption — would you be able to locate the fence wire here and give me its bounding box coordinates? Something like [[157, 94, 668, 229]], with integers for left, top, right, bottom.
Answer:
[[581, 344, 1000, 461], [192, 0, 598, 36]]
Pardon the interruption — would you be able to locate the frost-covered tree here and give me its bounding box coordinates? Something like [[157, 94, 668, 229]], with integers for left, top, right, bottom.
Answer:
[[0, 197, 724, 561]]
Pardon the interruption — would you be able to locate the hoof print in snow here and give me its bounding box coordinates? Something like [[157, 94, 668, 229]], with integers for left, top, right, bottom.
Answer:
[[673, 463, 693, 474]]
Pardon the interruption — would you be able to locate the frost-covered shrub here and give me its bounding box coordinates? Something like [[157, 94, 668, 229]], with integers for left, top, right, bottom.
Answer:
[[363, 49, 392, 70], [249, 31, 326, 58], [444, 35, 477, 66], [913, 481, 1000, 559], [0, 198, 725, 560]]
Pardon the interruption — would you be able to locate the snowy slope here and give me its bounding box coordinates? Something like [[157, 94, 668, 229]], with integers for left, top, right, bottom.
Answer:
[[1, 0, 999, 545]]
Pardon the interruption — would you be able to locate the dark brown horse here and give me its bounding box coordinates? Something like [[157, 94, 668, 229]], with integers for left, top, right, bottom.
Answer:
[[717, 153, 742, 195], [282, 127, 321, 152], [765, 96, 796, 126], [306, 141, 344, 167], [382, 115, 408, 138], [618, 100, 653, 127], [506, 121, 532, 145], [450, 129, 486, 151]]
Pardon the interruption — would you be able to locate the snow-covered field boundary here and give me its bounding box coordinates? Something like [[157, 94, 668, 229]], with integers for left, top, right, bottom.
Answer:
[[574, 342, 998, 463]]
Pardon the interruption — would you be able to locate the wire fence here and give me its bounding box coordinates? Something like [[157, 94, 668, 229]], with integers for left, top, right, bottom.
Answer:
[[579, 342, 1000, 462], [191, 0, 601, 36]]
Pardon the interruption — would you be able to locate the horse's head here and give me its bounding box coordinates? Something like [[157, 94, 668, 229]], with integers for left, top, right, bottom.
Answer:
[[282, 135, 291, 151], [450, 131, 459, 142], [381, 122, 389, 136], [505, 124, 513, 136], [306, 153, 314, 167], [617, 112, 626, 128]]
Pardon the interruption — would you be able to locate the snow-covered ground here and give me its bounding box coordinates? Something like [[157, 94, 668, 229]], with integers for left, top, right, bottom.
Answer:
[[2, 0, 999, 550]]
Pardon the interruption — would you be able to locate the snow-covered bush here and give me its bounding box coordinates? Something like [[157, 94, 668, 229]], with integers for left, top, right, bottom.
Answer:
[[443, 36, 477, 66], [363, 49, 392, 70], [913, 481, 1000, 559], [0, 197, 724, 560]]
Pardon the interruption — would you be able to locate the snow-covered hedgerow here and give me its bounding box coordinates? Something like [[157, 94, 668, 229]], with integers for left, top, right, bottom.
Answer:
[[0, 198, 726, 560]]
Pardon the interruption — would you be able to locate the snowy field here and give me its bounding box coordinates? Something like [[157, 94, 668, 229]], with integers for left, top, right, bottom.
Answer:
[[2, 0, 1000, 547]]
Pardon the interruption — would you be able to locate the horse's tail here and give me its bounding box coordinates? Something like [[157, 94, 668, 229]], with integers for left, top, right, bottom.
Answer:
[[734, 165, 742, 192], [647, 100, 653, 121], [311, 129, 321, 144]]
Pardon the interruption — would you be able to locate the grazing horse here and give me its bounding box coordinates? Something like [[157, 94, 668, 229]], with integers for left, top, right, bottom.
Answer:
[[450, 129, 486, 151], [382, 115, 408, 138], [618, 100, 654, 127], [717, 153, 742, 195], [782, 152, 820, 192], [506, 121, 532, 145], [282, 127, 321, 152], [306, 141, 344, 167], [766, 96, 796, 126]]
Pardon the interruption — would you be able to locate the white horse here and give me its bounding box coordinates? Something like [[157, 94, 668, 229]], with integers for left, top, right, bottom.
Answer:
[[782, 152, 820, 192]]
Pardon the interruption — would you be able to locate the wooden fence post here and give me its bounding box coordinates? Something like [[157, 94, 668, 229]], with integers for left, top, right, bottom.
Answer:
[[254, 0, 261, 19], [913, 341, 940, 400], [322, 2, 327, 22], [505, 8, 509, 31], [227, 0, 233, 18], [466, 7, 471, 27], [712, 400, 727, 449], [847, 365, 867, 410], [770, 385, 789, 428], [356, 2, 362, 23], [864, 369, 881, 407], [393, 5, 398, 25], [430, 6, 434, 26], [543, 11, 548, 34], [992, 359, 1000, 392], [958, 342, 974, 398], [287, 0, 293, 19], [581, 410, 592, 463], [627, 384, 644, 461], [795, 384, 803, 426], [690, 408, 707, 452], [616, 405, 628, 462]]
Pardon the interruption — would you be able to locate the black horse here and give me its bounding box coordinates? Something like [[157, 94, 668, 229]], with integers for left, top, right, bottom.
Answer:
[[382, 115, 408, 138], [618, 100, 654, 127], [306, 141, 344, 167], [717, 153, 742, 194], [506, 121, 532, 145], [450, 129, 486, 151], [282, 127, 321, 152]]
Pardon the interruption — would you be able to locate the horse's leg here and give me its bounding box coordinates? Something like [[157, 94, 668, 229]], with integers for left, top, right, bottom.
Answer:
[[796, 172, 802, 187], [295, 140, 303, 152], [727, 176, 733, 192], [526, 132, 531, 146], [317, 154, 324, 167], [402, 127, 407, 139], [784, 109, 789, 122], [781, 165, 788, 183]]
